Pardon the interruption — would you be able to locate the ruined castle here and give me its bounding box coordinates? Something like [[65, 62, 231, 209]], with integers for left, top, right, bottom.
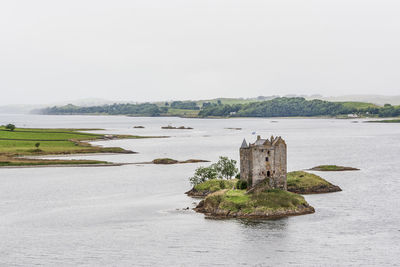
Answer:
[[240, 135, 287, 190]]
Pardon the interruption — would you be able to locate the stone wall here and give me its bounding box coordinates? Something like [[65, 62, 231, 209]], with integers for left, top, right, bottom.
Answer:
[[272, 141, 287, 190], [240, 137, 287, 190], [239, 147, 252, 186]]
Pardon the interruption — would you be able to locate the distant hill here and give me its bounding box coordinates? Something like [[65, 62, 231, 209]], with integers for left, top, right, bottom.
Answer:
[[3, 94, 400, 115], [307, 95, 400, 106]]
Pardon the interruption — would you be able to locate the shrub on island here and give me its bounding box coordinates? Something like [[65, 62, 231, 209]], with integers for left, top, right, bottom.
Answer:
[[186, 156, 238, 197]]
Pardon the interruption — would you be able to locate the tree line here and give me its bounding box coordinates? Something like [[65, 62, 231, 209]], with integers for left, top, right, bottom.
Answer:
[[40, 103, 162, 116], [198, 97, 400, 117], [38, 98, 400, 118]]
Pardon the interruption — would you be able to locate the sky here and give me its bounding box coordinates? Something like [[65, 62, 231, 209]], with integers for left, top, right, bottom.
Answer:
[[0, 0, 399, 105]]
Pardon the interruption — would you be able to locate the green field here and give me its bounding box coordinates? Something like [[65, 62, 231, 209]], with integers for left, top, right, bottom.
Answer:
[[195, 97, 261, 106], [339, 101, 379, 109], [0, 126, 137, 166], [0, 128, 103, 141], [163, 108, 200, 117]]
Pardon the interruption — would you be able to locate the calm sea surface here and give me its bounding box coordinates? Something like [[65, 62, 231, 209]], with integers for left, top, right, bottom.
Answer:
[[0, 114, 399, 266]]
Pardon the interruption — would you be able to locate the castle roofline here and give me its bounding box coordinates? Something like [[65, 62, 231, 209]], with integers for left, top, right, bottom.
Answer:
[[241, 138, 248, 148], [254, 138, 270, 146], [248, 135, 285, 147]]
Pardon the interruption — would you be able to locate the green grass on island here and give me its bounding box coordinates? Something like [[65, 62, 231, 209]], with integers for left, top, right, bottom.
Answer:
[[188, 171, 342, 197], [287, 171, 341, 194], [309, 165, 359, 171], [0, 126, 157, 167], [195, 189, 314, 218], [195, 179, 238, 192], [186, 179, 238, 197], [152, 158, 209, 164]]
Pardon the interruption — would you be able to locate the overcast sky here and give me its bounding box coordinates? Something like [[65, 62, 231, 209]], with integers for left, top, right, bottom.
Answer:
[[0, 0, 399, 105]]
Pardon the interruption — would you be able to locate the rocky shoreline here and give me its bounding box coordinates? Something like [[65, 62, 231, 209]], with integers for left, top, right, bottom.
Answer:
[[194, 199, 315, 219], [185, 188, 213, 198], [191, 188, 315, 219], [287, 184, 342, 194]]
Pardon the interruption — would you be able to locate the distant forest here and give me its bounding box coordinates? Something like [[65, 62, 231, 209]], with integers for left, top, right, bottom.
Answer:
[[39, 97, 400, 118], [40, 103, 162, 116]]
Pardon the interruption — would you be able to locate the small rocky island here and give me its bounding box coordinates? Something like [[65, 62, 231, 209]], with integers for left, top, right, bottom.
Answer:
[[309, 165, 359, 171], [152, 158, 209, 164], [188, 136, 320, 219], [287, 171, 341, 194], [161, 125, 193, 130], [195, 188, 314, 219]]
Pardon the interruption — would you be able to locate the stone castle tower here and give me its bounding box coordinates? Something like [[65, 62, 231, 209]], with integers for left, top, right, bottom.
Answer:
[[240, 135, 287, 190]]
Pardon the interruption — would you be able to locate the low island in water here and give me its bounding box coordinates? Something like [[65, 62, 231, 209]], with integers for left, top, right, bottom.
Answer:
[[194, 188, 315, 219], [188, 171, 341, 219], [309, 165, 359, 171], [186, 136, 345, 219]]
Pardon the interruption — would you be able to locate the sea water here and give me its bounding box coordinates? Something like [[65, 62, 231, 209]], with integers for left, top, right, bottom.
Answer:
[[0, 114, 399, 266]]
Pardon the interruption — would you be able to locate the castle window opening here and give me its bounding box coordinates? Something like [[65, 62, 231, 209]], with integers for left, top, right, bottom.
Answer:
[[267, 171, 271, 177], [265, 157, 269, 162]]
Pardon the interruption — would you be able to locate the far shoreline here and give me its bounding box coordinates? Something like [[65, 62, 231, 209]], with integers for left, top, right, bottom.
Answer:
[[29, 113, 392, 120]]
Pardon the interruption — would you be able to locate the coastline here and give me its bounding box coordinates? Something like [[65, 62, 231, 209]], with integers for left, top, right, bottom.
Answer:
[[33, 113, 397, 120], [0, 162, 126, 169], [0, 127, 156, 168], [195, 204, 315, 219]]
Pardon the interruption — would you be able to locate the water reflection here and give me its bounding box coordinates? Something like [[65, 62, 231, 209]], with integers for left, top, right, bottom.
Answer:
[[237, 217, 289, 230]]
